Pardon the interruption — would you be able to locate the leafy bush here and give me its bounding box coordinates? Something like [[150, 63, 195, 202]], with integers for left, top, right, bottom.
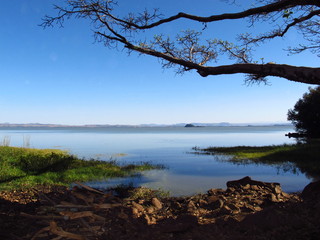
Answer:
[[288, 87, 320, 138], [17, 152, 76, 174]]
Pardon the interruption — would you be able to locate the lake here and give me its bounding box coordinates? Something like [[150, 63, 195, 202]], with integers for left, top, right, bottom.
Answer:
[[0, 125, 312, 196]]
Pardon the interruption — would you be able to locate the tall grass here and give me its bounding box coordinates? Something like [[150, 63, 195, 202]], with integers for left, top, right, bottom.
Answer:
[[1, 136, 11, 146]]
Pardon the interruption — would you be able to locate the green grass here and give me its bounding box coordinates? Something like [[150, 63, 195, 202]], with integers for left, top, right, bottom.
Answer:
[[201, 140, 320, 176], [0, 146, 160, 191]]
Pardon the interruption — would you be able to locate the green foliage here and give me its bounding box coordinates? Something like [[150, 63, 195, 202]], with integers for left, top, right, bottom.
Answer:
[[17, 152, 77, 174], [128, 187, 170, 201], [288, 87, 320, 138], [0, 146, 159, 191], [205, 145, 296, 160]]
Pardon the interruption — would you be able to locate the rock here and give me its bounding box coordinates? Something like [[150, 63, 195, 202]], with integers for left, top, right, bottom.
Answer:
[[144, 214, 152, 225], [207, 195, 219, 203], [251, 185, 260, 191], [207, 196, 224, 209], [207, 188, 225, 196], [227, 203, 240, 212], [220, 205, 232, 215], [252, 199, 264, 205], [281, 192, 290, 198], [241, 205, 255, 213], [227, 176, 280, 192], [172, 201, 182, 209], [151, 198, 163, 210], [301, 180, 320, 200], [199, 199, 207, 206], [243, 195, 253, 203], [132, 201, 144, 212], [273, 185, 282, 194], [226, 187, 236, 192], [253, 206, 262, 211], [132, 207, 139, 216], [187, 200, 197, 210], [266, 193, 279, 203], [146, 206, 155, 214]]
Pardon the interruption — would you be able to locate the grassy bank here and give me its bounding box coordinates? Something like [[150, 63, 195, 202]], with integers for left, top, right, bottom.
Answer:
[[201, 140, 320, 176], [0, 146, 160, 191]]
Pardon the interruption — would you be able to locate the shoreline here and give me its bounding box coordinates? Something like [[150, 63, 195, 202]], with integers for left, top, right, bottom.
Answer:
[[1, 176, 319, 239]]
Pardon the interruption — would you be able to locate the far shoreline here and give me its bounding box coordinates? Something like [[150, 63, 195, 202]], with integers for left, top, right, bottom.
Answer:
[[0, 123, 293, 128]]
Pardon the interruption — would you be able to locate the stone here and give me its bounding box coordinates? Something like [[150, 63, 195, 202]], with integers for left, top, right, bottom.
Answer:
[[132, 201, 144, 212], [211, 199, 224, 210], [187, 200, 197, 210], [241, 204, 255, 213], [281, 192, 290, 198], [226, 187, 236, 192], [132, 207, 139, 216], [301, 180, 320, 200], [242, 184, 251, 190], [144, 214, 152, 225], [146, 206, 155, 214], [273, 185, 282, 194], [220, 205, 232, 215], [207, 195, 219, 203], [199, 199, 207, 206], [152, 198, 163, 210], [227, 176, 253, 189], [266, 193, 279, 203], [207, 188, 225, 196], [227, 176, 280, 192], [253, 206, 262, 211], [251, 185, 260, 191], [252, 199, 264, 205], [227, 203, 240, 212]]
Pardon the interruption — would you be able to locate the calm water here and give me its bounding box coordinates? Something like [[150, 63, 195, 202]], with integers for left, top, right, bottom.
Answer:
[[0, 126, 312, 196]]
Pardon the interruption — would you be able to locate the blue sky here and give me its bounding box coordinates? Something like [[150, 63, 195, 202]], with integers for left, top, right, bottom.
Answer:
[[0, 0, 318, 125]]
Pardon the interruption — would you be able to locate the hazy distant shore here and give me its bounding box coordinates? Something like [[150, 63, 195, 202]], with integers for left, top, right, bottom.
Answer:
[[0, 122, 293, 128]]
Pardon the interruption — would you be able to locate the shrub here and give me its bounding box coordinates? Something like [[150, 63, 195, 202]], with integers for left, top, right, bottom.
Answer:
[[17, 152, 76, 174]]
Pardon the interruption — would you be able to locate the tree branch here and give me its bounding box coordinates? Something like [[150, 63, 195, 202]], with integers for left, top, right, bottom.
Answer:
[[124, 42, 320, 84], [200, 63, 320, 84], [42, 0, 320, 85], [243, 9, 320, 45], [124, 0, 319, 29]]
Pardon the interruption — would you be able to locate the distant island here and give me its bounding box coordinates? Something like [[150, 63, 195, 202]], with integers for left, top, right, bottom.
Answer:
[[184, 124, 204, 128]]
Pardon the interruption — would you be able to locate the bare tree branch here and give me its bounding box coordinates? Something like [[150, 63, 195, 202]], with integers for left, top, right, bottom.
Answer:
[[42, 0, 320, 85], [115, 0, 319, 29]]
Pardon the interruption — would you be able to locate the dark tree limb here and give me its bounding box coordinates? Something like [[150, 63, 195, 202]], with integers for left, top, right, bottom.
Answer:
[[122, 0, 319, 29], [42, 0, 320, 85], [123, 42, 320, 84]]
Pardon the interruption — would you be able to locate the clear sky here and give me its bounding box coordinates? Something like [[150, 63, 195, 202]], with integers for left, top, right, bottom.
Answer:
[[0, 0, 318, 125]]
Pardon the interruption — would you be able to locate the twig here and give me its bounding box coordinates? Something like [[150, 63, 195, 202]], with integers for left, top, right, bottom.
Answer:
[[74, 182, 105, 195]]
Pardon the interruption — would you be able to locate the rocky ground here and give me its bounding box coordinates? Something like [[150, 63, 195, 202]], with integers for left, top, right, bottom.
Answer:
[[1, 177, 320, 240]]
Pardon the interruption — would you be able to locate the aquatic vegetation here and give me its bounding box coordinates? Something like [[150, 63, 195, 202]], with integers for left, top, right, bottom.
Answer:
[[201, 140, 320, 176]]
